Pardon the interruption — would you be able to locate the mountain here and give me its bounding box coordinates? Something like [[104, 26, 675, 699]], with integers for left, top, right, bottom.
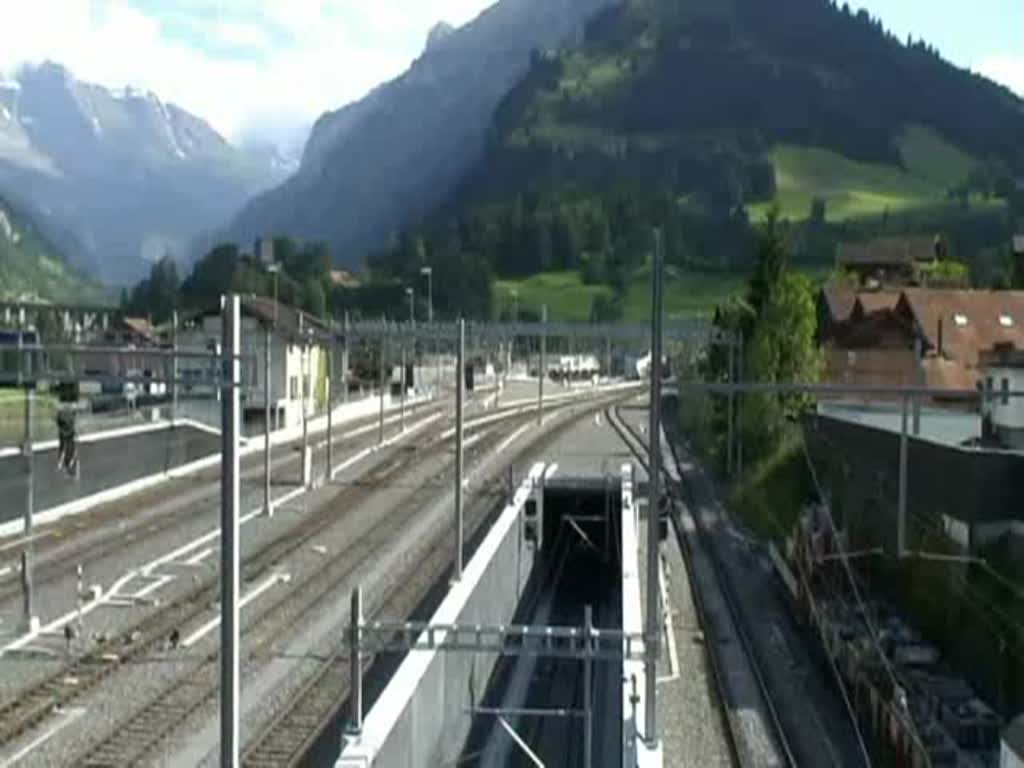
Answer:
[[0, 194, 108, 304], [220, 0, 617, 269], [447, 0, 1024, 222], [0, 62, 288, 285]]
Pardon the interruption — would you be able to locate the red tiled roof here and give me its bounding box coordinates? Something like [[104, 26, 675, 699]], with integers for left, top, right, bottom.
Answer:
[[854, 291, 901, 317], [822, 281, 856, 323], [898, 289, 1024, 367]]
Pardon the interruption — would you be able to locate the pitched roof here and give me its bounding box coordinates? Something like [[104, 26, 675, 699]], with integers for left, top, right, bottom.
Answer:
[[119, 317, 159, 343], [854, 291, 901, 317], [898, 289, 1024, 366], [242, 296, 327, 340], [821, 281, 856, 323], [837, 236, 937, 267], [193, 297, 328, 342]]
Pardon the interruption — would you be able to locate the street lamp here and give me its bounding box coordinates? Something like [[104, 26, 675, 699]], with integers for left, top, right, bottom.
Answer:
[[420, 267, 433, 324], [405, 286, 415, 326], [420, 267, 436, 396], [263, 262, 281, 516]]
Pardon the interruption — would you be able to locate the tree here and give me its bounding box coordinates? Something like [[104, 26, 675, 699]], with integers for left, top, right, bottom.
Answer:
[[181, 243, 241, 309], [125, 254, 180, 324], [304, 279, 327, 318], [745, 207, 788, 332]]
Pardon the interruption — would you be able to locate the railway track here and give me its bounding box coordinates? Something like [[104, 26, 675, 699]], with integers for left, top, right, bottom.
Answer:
[[240, 393, 633, 768], [605, 403, 797, 768], [0, 401, 449, 606], [0, 403, 459, 755], [73, 416, 520, 767]]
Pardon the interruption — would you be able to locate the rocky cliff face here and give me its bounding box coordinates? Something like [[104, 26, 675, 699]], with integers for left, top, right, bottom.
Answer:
[[0, 62, 287, 284]]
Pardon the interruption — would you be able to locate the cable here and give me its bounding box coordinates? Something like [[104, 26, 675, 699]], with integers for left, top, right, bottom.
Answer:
[[799, 428, 931, 760]]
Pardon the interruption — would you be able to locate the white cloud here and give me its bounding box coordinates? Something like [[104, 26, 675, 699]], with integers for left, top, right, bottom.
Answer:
[[978, 55, 1024, 98], [0, 0, 496, 147]]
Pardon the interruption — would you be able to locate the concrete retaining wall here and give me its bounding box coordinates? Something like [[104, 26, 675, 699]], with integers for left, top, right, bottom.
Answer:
[[338, 463, 545, 768]]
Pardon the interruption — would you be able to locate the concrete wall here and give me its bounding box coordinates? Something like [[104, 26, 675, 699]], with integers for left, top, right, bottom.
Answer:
[[338, 464, 545, 768], [802, 411, 1024, 554]]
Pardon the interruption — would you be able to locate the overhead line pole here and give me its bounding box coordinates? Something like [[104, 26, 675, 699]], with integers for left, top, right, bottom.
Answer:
[[645, 227, 663, 748], [22, 383, 34, 631], [219, 294, 241, 768], [378, 336, 386, 446], [264, 321, 273, 516], [538, 305, 547, 425], [455, 318, 465, 581], [171, 309, 178, 427], [327, 330, 334, 478]]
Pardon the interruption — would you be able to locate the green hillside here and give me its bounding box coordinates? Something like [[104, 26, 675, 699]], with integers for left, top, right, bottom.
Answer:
[[0, 198, 108, 304], [363, 0, 1024, 320], [497, 264, 830, 322]]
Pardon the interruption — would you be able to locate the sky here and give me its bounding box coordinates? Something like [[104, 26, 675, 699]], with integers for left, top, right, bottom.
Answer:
[[0, 0, 1020, 153]]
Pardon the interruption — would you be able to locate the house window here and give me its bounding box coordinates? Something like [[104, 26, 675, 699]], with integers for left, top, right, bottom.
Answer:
[[1002, 377, 1010, 406], [987, 376, 994, 392], [290, 376, 298, 400], [953, 313, 968, 327], [1000, 314, 1014, 328]]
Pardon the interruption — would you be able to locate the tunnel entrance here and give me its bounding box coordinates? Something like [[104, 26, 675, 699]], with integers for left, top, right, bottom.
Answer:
[[460, 477, 624, 768]]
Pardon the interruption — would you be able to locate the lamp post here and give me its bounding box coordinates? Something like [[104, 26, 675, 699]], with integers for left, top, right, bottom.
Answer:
[[420, 266, 436, 395], [405, 286, 415, 326], [264, 262, 281, 516]]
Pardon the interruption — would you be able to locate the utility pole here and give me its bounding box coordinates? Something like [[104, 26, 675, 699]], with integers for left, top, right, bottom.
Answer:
[[301, 316, 310, 488], [220, 294, 241, 768], [22, 385, 34, 631], [726, 334, 735, 477], [378, 336, 386, 446], [327, 333, 334, 478], [913, 336, 922, 436], [342, 311, 350, 405], [400, 344, 407, 432], [898, 394, 909, 558], [736, 331, 744, 476], [455, 318, 465, 581], [538, 305, 547, 425], [349, 586, 363, 735], [645, 227, 664, 748], [171, 309, 179, 427], [264, 320, 273, 516], [583, 603, 594, 768]]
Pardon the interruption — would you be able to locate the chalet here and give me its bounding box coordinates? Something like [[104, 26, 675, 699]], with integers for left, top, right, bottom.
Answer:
[[836, 236, 940, 288], [178, 298, 329, 429], [819, 287, 1024, 401]]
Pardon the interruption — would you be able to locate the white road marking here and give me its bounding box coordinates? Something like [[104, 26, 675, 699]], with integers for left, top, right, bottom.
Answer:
[[125, 574, 175, 601], [0, 532, 51, 554], [657, 555, 680, 684], [0, 570, 137, 655], [492, 421, 534, 458], [181, 572, 290, 648], [182, 547, 215, 566], [0, 706, 86, 767], [0, 566, 12, 580]]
